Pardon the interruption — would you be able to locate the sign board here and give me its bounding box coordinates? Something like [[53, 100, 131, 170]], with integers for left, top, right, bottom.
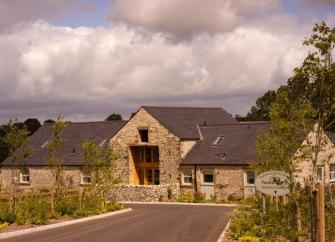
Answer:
[[255, 171, 290, 196]]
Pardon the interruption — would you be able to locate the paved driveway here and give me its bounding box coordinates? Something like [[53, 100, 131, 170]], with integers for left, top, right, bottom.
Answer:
[[2, 203, 234, 242]]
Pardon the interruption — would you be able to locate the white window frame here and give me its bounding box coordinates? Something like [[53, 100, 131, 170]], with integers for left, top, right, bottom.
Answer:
[[316, 166, 324, 182], [181, 169, 193, 185], [80, 170, 92, 184], [329, 164, 335, 182], [244, 170, 255, 187], [19, 168, 30, 184], [202, 170, 214, 185]]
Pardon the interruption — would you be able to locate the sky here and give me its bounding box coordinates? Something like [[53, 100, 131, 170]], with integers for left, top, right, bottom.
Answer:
[[0, 0, 335, 123]]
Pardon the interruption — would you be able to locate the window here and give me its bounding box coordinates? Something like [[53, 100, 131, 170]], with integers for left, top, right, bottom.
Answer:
[[81, 170, 91, 184], [330, 164, 335, 181], [40, 141, 49, 149], [182, 169, 193, 185], [316, 166, 324, 182], [145, 169, 160, 185], [244, 171, 255, 186], [202, 170, 214, 184], [20, 168, 30, 184], [145, 147, 152, 162], [212, 136, 224, 145], [99, 139, 107, 147], [139, 129, 148, 142], [154, 169, 160, 185], [153, 147, 159, 162]]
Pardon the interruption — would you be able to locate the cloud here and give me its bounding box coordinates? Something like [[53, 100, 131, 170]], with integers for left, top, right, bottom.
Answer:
[[0, 0, 88, 31], [108, 0, 280, 38], [0, 18, 310, 123]]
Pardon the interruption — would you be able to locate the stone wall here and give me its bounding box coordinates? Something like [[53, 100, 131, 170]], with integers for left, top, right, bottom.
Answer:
[[109, 108, 181, 185], [296, 130, 335, 185], [0, 166, 82, 189], [180, 165, 250, 201], [180, 140, 196, 159], [107, 184, 180, 202]]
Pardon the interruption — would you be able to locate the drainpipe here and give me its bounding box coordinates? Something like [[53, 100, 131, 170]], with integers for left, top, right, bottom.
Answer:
[[194, 164, 198, 196]]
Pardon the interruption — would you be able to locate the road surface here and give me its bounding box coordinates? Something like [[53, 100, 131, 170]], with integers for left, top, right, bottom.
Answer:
[[2, 203, 233, 242]]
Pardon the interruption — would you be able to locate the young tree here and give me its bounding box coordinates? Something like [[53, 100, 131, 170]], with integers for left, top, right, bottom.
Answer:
[[46, 115, 67, 199], [2, 119, 32, 211], [81, 140, 119, 209]]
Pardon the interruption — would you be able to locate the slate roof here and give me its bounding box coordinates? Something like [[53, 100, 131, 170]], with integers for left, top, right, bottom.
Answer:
[[181, 122, 271, 165], [1, 121, 125, 166], [327, 132, 335, 144], [143, 106, 238, 139]]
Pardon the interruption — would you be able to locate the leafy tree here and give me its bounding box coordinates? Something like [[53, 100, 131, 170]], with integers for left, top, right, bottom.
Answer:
[[105, 113, 123, 121], [81, 140, 119, 210], [2, 119, 32, 212], [24, 118, 41, 135], [46, 115, 67, 200], [246, 90, 277, 121], [44, 119, 55, 124]]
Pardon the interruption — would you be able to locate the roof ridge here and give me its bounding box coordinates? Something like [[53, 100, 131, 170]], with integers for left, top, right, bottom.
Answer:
[[43, 120, 126, 125], [202, 122, 271, 127], [142, 106, 222, 109]]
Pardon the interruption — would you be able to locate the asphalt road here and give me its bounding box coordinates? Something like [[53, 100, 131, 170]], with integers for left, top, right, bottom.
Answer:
[[1, 203, 234, 242]]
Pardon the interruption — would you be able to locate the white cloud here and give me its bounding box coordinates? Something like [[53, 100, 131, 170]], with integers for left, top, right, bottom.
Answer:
[[0, 19, 311, 123], [108, 0, 280, 38]]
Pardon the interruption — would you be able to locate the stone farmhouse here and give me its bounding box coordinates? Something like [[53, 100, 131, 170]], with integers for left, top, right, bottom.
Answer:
[[1, 106, 335, 201]]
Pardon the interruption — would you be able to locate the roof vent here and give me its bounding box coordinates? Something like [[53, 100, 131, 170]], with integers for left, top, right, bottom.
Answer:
[[203, 121, 207, 127], [73, 148, 76, 153], [212, 136, 224, 145], [40, 141, 49, 149], [99, 139, 107, 147]]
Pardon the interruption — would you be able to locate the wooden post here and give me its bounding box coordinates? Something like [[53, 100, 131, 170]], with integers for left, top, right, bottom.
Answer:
[[262, 194, 266, 216], [51, 189, 55, 213], [317, 184, 325, 242]]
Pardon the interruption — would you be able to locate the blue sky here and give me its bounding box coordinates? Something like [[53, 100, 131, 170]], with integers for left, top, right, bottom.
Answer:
[[0, 0, 334, 123]]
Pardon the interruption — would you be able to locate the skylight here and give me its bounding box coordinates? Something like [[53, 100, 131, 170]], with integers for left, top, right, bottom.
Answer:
[[40, 141, 49, 149], [99, 139, 107, 147], [212, 136, 224, 145]]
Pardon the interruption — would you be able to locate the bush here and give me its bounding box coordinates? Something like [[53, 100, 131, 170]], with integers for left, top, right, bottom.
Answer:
[[82, 193, 102, 214], [0, 201, 15, 223], [0, 222, 9, 230], [15, 193, 51, 225], [105, 202, 123, 212], [177, 193, 193, 203], [55, 195, 79, 216], [238, 236, 260, 242], [194, 193, 206, 203]]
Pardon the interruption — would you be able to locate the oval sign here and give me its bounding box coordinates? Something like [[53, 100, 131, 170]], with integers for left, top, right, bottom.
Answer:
[[255, 171, 290, 196]]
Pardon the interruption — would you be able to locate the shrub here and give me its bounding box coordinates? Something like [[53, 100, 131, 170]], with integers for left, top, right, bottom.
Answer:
[[0, 222, 9, 230], [238, 236, 260, 242], [194, 193, 206, 203], [55, 195, 78, 216], [15, 193, 51, 225], [0, 201, 15, 223], [82, 193, 102, 214], [105, 202, 123, 212], [177, 193, 193, 203]]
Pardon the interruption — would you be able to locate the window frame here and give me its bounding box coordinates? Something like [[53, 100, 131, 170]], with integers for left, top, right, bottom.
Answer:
[[316, 166, 324, 182], [202, 170, 214, 185], [244, 170, 255, 187], [181, 169, 193, 186], [139, 129, 149, 143], [19, 167, 30, 184], [329, 164, 335, 182], [80, 170, 92, 185]]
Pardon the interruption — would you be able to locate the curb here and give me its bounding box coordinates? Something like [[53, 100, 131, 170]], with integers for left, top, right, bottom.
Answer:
[[122, 201, 237, 207], [216, 220, 231, 242], [0, 208, 132, 240]]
